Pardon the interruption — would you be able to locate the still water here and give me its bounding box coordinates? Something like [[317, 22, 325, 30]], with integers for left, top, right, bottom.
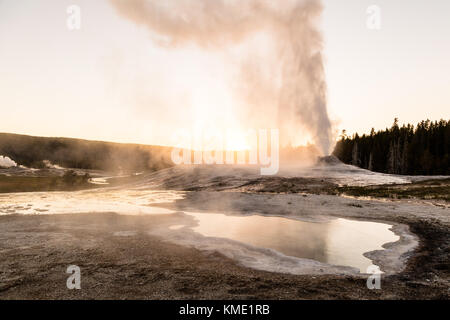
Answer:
[[186, 212, 399, 272]]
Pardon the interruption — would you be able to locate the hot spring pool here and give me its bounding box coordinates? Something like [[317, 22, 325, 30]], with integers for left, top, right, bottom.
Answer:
[[178, 212, 400, 273]]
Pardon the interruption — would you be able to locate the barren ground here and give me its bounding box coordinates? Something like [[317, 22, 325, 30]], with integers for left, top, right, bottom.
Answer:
[[0, 165, 448, 299]]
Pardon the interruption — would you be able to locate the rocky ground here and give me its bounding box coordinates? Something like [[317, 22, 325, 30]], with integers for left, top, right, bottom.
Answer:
[[0, 165, 448, 299], [0, 211, 448, 300]]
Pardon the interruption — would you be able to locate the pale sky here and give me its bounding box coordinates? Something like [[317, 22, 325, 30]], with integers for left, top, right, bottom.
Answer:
[[0, 0, 449, 147]]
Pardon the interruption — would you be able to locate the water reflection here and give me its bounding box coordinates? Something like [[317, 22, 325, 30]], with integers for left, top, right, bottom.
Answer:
[[186, 212, 399, 272]]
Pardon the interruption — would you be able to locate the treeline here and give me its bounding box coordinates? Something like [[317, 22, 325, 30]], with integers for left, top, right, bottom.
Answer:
[[0, 133, 173, 173], [333, 119, 450, 175]]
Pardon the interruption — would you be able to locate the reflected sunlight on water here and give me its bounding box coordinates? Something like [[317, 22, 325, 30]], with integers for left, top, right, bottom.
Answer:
[[185, 212, 399, 272]]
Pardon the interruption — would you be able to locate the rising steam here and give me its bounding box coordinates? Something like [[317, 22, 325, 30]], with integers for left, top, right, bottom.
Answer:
[[0, 155, 17, 168], [109, 0, 333, 155]]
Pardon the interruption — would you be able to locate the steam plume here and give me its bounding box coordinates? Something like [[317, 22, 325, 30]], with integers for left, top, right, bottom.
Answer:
[[0, 155, 17, 168], [109, 0, 332, 154]]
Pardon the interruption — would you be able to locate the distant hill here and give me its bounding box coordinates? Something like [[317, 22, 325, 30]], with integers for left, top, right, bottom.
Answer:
[[0, 133, 173, 173]]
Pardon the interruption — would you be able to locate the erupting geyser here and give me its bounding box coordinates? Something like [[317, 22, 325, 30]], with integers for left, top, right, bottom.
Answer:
[[109, 0, 333, 154]]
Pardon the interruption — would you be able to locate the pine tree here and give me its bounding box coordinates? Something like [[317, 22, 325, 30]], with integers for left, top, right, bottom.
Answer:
[[332, 118, 449, 175], [400, 139, 408, 174], [352, 142, 359, 166], [368, 152, 373, 171], [387, 141, 395, 174]]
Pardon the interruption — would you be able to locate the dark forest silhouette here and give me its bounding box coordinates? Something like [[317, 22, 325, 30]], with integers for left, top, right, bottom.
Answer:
[[333, 119, 450, 175]]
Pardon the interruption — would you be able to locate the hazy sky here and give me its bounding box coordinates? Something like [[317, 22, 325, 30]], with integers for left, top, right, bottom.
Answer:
[[0, 0, 449, 146]]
